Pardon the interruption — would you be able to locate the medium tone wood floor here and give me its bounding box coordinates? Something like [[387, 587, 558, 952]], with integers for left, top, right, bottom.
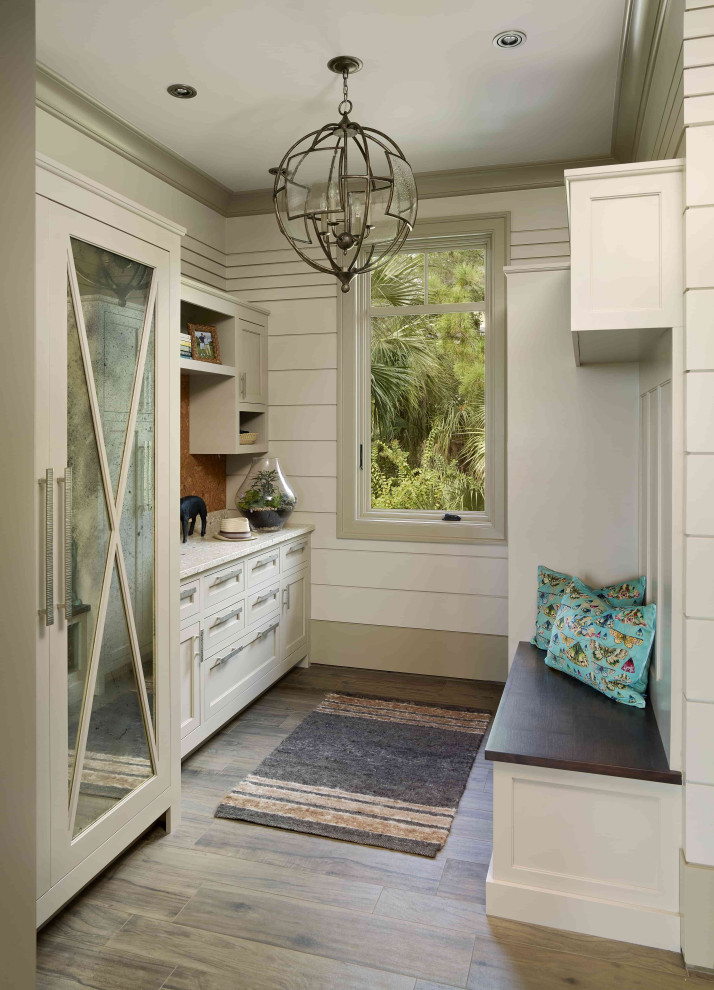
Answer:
[[38, 664, 699, 989]]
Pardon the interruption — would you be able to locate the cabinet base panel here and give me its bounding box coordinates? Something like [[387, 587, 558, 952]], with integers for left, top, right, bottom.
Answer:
[[485, 858, 681, 952], [36, 786, 179, 927]]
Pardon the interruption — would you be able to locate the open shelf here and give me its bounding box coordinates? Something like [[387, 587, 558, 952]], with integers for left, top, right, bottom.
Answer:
[[180, 358, 236, 378]]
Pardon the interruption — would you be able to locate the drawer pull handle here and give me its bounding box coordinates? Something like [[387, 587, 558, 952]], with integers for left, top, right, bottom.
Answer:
[[253, 588, 279, 606], [209, 642, 244, 670], [211, 608, 242, 628], [287, 542, 307, 554], [180, 586, 197, 601], [211, 568, 242, 587], [252, 556, 277, 570], [251, 621, 279, 645]]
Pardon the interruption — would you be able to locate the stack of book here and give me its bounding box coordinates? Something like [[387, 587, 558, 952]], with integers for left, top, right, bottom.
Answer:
[[180, 332, 192, 360]]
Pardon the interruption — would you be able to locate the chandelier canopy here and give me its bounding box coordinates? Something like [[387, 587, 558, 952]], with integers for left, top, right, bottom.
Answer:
[[271, 56, 418, 293]]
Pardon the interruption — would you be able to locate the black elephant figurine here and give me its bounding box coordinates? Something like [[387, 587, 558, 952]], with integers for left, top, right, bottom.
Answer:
[[180, 495, 208, 544]]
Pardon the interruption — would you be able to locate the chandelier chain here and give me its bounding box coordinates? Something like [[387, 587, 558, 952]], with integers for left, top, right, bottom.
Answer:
[[338, 69, 353, 116]]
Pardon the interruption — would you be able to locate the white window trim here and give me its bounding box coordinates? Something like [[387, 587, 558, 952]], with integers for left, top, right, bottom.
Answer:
[[338, 212, 508, 544]]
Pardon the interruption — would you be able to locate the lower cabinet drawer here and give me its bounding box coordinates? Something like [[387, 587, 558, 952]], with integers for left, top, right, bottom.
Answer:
[[202, 617, 280, 722], [201, 560, 246, 612], [179, 580, 201, 623], [202, 595, 245, 655], [246, 548, 280, 589], [281, 538, 309, 573], [246, 583, 281, 628]]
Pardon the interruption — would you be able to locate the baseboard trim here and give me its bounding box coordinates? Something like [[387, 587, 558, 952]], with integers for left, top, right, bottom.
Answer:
[[486, 859, 681, 953], [310, 620, 507, 681]]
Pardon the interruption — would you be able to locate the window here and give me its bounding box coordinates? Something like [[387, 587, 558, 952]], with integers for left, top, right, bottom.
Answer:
[[339, 215, 507, 543]]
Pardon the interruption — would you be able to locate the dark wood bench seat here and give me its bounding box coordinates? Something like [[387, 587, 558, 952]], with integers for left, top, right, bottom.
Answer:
[[484, 641, 682, 785]]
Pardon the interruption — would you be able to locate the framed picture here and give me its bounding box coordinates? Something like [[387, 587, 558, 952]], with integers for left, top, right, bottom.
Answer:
[[188, 323, 222, 365]]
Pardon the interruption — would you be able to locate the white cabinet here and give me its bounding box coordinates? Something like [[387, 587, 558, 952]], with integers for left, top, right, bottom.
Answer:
[[565, 160, 684, 365], [182, 278, 269, 453], [35, 157, 182, 925], [239, 313, 268, 406], [179, 530, 312, 757], [281, 564, 309, 661], [180, 622, 201, 739]]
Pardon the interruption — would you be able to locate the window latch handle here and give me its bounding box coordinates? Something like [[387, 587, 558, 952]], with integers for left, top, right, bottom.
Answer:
[[442, 512, 461, 522]]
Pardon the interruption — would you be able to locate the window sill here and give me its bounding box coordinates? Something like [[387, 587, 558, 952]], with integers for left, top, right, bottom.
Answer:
[[338, 511, 505, 544]]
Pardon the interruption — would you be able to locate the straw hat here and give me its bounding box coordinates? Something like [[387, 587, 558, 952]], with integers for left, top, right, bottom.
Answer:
[[216, 517, 254, 541]]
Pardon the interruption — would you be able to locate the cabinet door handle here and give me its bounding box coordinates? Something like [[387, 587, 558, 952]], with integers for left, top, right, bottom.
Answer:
[[282, 587, 289, 610], [180, 586, 197, 601], [199, 628, 204, 664], [211, 607, 242, 628], [210, 567, 242, 587], [240, 371, 247, 399], [252, 555, 277, 570], [253, 587, 279, 607], [58, 466, 73, 620], [286, 542, 307, 555], [40, 469, 54, 626]]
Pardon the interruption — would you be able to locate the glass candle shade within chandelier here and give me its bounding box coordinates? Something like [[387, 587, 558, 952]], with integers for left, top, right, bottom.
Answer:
[[270, 56, 418, 293]]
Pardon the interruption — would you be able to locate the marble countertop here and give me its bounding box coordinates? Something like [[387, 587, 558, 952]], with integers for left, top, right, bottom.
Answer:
[[179, 523, 314, 580]]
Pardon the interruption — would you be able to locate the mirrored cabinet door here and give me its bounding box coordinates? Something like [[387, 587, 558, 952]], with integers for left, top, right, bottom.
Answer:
[[36, 182, 178, 910]]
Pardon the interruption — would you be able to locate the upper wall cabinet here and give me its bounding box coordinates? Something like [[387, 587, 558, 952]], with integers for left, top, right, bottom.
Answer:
[[181, 278, 269, 454], [239, 313, 268, 407], [565, 161, 684, 365]]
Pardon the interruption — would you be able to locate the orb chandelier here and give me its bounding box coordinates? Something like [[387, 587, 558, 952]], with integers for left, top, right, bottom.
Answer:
[[270, 56, 418, 293]]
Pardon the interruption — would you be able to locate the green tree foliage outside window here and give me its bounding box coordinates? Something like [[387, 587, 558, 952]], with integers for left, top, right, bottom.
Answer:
[[369, 249, 487, 512]]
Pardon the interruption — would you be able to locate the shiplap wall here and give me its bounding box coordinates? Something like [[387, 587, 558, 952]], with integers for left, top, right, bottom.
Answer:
[[635, 0, 685, 161], [224, 186, 570, 679], [36, 108, 230, 286]]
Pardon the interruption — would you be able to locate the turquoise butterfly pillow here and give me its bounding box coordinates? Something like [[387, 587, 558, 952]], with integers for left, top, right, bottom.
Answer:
[[531, 565, 645, 650], [545, 579, 656, 708]]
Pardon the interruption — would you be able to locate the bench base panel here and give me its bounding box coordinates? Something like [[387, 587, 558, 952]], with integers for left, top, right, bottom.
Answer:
[[488, 762, 682, 952]]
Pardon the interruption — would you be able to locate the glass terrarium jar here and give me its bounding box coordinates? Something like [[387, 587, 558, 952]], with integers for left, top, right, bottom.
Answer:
[[235, 456, 297, 533]]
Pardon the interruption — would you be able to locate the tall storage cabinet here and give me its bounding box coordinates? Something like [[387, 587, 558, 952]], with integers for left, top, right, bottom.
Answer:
[[35, 157, 183, 924]]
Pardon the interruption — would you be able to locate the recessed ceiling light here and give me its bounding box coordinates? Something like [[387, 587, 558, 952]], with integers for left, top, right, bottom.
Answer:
[[167, 83, 197, 99], [493, 30, 527, 49]]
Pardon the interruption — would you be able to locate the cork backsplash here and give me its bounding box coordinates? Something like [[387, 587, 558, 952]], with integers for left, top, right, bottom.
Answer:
[[180, 374, 227, 513]]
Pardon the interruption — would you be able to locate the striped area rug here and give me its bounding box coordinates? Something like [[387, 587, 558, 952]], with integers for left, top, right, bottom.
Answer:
[[215, 692, 491, 857]]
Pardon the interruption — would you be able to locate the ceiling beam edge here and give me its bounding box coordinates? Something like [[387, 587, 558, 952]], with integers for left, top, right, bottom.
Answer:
[[611, 0, 671, 163], [35, 64, 233, 216]]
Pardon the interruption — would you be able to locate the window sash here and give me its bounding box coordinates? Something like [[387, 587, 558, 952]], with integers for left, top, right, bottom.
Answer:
[[339, 214, 507, 544]]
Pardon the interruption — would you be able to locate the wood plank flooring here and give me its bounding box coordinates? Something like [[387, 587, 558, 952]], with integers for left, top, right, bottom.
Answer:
[[37, 664, 697, 989]]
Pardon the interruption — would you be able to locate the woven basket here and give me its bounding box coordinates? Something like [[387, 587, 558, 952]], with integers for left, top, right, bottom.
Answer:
[[240, 432, 258, 446]]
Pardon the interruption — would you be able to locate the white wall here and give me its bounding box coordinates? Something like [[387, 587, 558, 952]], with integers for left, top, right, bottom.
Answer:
[[226, 186, 571, 679], [1, 0, 37, 983], [680, 1, 714, 970], [506, 266, 640, 661], [36, 108, 228, 283]]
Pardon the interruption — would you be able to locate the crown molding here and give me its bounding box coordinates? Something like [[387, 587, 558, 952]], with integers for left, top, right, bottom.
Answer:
[[226, 155, 617, 218], [611, 0, 671, 163], [36, 64, 233, 216]]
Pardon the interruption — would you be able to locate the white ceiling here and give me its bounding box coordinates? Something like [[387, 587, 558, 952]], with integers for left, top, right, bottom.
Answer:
[[37, 0, 626, 192]]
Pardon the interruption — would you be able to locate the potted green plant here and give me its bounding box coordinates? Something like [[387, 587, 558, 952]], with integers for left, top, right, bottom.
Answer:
[[235, 457, 297, 532]]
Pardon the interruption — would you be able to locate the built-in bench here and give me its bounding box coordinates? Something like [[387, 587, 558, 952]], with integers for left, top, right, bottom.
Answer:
[[485, 641, 682, 953], [485, 641, 681, 785]]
